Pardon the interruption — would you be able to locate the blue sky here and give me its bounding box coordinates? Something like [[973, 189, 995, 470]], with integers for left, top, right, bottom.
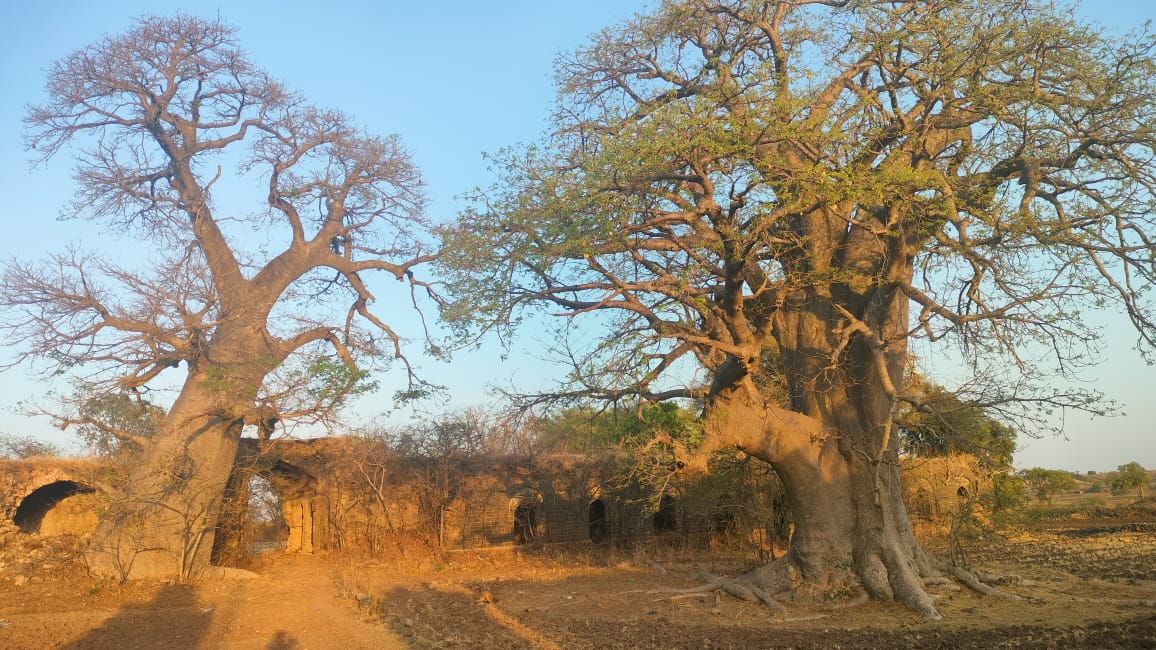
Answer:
[[1, 1, 1154, 472]]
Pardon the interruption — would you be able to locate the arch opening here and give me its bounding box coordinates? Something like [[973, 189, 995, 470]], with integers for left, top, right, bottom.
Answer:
[[653, 494, 678, 532], [13, 480, 95, 534], [588, 498, 608, 544], [513, 501, 538, 544]]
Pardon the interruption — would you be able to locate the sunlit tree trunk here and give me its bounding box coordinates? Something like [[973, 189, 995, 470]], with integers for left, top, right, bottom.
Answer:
[[700, 285, 939, 617], [86, 326, 276, 580]]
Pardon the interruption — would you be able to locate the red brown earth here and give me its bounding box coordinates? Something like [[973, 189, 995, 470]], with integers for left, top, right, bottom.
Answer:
[[1, 526, 1154, 649]]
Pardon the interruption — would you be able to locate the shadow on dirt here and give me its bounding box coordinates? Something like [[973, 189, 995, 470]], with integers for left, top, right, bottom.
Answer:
[[265, 629, 301, 649], [59, 583, 211, 649]]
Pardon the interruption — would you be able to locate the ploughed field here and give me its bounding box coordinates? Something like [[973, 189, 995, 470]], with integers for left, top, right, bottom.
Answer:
[[1, 512, 1154, 648]]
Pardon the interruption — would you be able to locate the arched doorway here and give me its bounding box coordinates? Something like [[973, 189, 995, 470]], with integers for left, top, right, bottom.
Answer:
[[653, 494, 678, 532], [513, 500, 538, 544], [588, 498, 608, 544], [13, 480, 96, 534]]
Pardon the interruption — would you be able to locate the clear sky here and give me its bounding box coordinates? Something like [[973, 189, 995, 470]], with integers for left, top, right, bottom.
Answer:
[[1, 1, 1154, 472]]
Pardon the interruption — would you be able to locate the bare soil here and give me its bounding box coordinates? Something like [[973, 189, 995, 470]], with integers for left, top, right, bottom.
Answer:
[[1, 525, 1155, 649]]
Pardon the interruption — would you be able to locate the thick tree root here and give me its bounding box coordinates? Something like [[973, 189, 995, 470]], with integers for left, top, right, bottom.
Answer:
[[944, 565, 1023, 599], [642, 570, 787, 612]]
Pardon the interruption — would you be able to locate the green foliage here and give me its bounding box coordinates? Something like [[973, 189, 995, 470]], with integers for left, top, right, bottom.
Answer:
[[265, 354, 381, 426], [73, 388, 163, 458], [897, 378, 1016, 470], [1018, 467, 1078, 504], [989, 473, 1026, 514], [534, 402, 702, 453], [436, 0, 1156, 433], [302, 356, 377, 405], [1109, 462, 1149, 497]]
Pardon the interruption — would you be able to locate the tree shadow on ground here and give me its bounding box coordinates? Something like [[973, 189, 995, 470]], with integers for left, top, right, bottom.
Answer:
[[60, 583, 211, 649]]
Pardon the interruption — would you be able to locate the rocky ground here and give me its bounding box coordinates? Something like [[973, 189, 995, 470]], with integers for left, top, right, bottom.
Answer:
[[1, 510, 1155, 648]]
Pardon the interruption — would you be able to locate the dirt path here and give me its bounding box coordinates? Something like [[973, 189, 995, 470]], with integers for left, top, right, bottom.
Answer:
[[191, 556, 406, 649], [0, 554, 406, 649]]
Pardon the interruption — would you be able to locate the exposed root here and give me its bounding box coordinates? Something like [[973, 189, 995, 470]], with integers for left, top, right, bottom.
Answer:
[[945, 565, 1023, 600], [642, 569, 786, 612], [922, 576, 955, 588], [973, 568, 1033, 586]]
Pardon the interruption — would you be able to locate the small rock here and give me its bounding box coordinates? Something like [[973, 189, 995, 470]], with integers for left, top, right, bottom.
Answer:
[[12, 575, 28, 587]]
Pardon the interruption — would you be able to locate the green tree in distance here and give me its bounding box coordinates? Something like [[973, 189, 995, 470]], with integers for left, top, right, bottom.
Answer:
[[535, 402, 702, 453], [439, 0, 1156, 617], [1019, 467, 1078, 504], [1110, 461, 1150, 498], [1, 15, 436, 580]]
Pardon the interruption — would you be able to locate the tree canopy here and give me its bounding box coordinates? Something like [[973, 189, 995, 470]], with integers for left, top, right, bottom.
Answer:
[[1110, 461, 1150, 497], [1019, 467, 1078, 503], [4, 14, 436, 435], [442, 0, 1156, 418]]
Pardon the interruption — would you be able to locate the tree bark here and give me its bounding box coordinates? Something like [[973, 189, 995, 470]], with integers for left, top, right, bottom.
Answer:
[[85, 327, 274, 581], [699, 286, 941, 618], [703, 381, 939, 618]]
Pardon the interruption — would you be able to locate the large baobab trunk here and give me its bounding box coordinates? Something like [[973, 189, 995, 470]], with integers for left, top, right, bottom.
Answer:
[[85, 331, 272, 581], [699, 290, 940, 618], [704, 382, 939, 618]]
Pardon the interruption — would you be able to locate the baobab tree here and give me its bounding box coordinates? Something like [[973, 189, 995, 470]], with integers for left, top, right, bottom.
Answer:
[[440, 0, 1156, 617], [2, 15, 436, 579]]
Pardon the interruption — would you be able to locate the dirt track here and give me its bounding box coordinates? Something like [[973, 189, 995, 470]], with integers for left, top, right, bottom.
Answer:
[[1, 530, 1155, 649]]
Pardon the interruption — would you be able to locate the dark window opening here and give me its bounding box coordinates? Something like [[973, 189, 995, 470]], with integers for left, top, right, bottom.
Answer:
[[653, 494, 677, 532], [588, 499, 608, 544], [13, 481, 94, 534], [513, 502, 537, 544]]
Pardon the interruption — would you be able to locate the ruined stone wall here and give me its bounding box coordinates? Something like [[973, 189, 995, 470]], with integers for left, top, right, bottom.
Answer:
[[900, 454, 987, 520], [0, 458, 101, 537], [1, 442, 812, 557]]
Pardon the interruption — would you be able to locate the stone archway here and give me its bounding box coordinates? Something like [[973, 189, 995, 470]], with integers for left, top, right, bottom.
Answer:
[[653, 493, 678, 532], [269, 460, 326, 553], [588, 498, 608, 544], [13, 480, 97, 535], [213, 444, 326, 566]]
